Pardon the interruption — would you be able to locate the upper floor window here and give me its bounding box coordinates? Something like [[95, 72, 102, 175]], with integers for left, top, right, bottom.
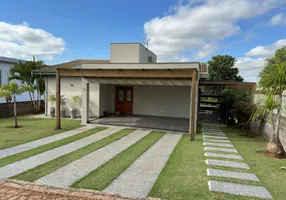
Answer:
[[148, 56, 152, 63]]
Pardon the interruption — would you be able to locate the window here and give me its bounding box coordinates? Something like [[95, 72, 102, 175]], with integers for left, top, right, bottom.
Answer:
[[127, 90, 132, 101], [118, 90, 124, 101], [148, 56, 152, 63], [0, 70, 2, 87]]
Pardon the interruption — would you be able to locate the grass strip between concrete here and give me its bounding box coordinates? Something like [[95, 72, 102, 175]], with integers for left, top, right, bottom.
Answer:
[[72, 131, 165, 190], [11, 128, 135, 182], [0, 126, 107, 167]]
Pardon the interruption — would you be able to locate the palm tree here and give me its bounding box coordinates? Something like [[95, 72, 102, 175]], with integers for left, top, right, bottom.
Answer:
[[0, 82, 27, 128], [9, 57, 45, 113], [257, 46, 286, 155]]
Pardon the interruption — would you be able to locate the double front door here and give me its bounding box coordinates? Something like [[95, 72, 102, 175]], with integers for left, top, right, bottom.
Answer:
[[115, 86, 133, 115]]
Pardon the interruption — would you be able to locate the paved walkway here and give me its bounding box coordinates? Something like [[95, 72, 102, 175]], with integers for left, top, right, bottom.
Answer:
[[0, 125, 98, 159], [0, 126, 124, 178], [35, 129, 151, 187], [104, 133, 182, 198], [202, 125, 273, 199]]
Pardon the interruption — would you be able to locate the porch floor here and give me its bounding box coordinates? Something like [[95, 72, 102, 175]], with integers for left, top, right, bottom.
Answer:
[[90, 115, 189, 132]]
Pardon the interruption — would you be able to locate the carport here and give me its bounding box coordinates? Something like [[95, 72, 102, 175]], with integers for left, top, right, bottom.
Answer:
[[55, 67, 199, 139]]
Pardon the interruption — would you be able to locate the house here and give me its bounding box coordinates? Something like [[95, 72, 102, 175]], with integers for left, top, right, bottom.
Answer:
[[0, 56, 30, 103], [35, 43, 209, 135]]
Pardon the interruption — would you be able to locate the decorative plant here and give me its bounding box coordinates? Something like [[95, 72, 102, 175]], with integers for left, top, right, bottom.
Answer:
[[70, 95, 81, 108], [61, 95, 67, 109], [0, 82, 27, 128], [48, 95, 56, 107], [251, 46, 286, 156]]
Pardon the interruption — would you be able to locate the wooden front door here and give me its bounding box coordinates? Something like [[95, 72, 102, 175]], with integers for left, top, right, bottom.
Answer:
[[115, 86, 133, 115]]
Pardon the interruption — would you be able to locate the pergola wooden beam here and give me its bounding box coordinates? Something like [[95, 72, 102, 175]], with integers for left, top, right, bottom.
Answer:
[[190, 69, 197, 140], [58, 68, 195, 79], [55, 69, 61, 129]]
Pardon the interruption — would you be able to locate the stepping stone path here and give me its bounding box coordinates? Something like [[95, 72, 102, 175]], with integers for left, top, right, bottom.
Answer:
[[203, 142, 234, 147], [204, 152, 243, 160], [104, 133, 182, 197], [35, 129, 151, 187], [202, 125, 273, 199], [0, 126, 124, 178], [0, 125, 98, 159]]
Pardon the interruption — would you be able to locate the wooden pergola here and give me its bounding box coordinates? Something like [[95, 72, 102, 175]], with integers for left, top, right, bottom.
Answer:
[[55, 67, 199, 140]]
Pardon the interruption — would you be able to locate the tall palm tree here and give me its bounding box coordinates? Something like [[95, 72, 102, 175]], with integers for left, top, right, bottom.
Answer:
[[258, 46, 286, 154], [9, 57, 45, 112]]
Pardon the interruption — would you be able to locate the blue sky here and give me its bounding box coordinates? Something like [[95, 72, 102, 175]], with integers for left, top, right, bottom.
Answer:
[[0, 0, 286, 82]]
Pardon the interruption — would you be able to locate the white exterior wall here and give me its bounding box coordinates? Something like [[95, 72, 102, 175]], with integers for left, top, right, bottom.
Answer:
[[110, 43, 140, 63], [139, 44, 157, 63], [46, 76, 100, 117], [99, 84, 115, 116], [0, 62, 31, 103], [110, 43, 156, 63], [46, 78, 192, 119], [133, 85, 190, 118]]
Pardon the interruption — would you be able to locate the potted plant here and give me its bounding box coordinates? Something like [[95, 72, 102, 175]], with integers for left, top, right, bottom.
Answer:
[[61, 95, 67, 118], [48, 95, 56, 117], [70, 95, 81, 119]]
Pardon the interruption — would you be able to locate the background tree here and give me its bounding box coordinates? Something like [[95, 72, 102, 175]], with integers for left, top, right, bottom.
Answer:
[[208, 55, 244, 81], [9, 57, 45, 113], [0, 82, 27, 128], [254, 46, 286, 155]]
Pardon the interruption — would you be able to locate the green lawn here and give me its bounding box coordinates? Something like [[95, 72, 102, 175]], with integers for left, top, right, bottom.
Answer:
[[0, 117, 82, 149], [12, 128, 135, 182], [0, 126, 107, 167], [149, 125, 285, 200], [72, 131, 165, 190]]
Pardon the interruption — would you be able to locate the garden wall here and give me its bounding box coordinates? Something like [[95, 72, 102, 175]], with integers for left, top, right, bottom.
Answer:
[[0, 101, 45, 118], [253, 93, 286, 151]]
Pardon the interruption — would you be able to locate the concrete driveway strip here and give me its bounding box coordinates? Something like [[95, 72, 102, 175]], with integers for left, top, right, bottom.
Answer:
[[35, 129, 151, 188], [0, 125, 98, 159], [104, 133, 182, 198], [0, 126, 124, 178]]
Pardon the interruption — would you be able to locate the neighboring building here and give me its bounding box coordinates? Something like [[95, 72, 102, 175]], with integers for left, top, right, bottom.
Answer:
[[0, 56, 30, 103], [35, 43, 209, 133]]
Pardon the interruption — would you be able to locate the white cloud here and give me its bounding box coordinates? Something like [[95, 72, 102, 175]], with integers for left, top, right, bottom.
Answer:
[[235, 57, 266, 82], [144, 0, 282, 60], [0, 22, 65, 60], [194, 43, 218, 59], [245, 39, 286, 57], [269, 13, 286, 26]]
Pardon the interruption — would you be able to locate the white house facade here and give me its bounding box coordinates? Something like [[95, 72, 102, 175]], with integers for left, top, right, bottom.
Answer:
[[35, 43, 208, 135]]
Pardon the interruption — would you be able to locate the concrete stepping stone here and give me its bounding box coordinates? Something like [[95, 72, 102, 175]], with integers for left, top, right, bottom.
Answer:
[[204, 147, 238, 153], [203, 135, 228, 139], [206, 159, 250, 169], [204, 152, 243, 160], [0, 125, 98, 159], [0, 126, 124, 178], [208, 180, 272, 199], [203, 138, 231, 143], [104, 133, 182, 198], [35, 129, 152, 188], [203, 142, 233, 148], [207, 168, 260, 181], [203, 133, 225, 136]]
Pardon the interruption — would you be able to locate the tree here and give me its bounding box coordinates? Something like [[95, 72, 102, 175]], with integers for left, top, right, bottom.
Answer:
[[256, 46, 286, 155], [208, 55, 244, 81], [9, 57, 45, 113], [0, 82, 27, 128]]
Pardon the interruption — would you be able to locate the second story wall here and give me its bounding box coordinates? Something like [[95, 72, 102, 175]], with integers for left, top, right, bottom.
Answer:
[[110, 43, 157, 63]]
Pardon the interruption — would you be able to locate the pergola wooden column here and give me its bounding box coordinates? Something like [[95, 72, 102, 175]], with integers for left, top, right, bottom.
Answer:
[[55, 67, 199, 139]]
